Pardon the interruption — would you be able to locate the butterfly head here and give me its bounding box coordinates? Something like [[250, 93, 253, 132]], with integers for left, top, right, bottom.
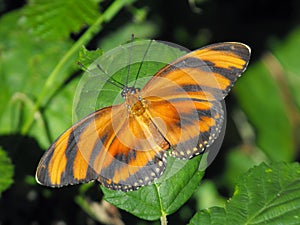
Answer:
[[121, 86, 140, 98], [122, 86, 148, 116]]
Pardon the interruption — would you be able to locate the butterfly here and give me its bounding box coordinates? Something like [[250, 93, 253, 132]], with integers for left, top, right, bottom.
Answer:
[[36, 41, 251, 191]]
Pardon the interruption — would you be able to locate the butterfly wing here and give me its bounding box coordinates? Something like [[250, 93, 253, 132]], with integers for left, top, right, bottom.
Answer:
[[35, 107, 114, 187], [143, 42, 250, 100], [36, 104, 168, 191], [142, 42, 251, 158], [36, 42, 250, 190], [97, 105, 169, 190], [144, 96, 223, 159]]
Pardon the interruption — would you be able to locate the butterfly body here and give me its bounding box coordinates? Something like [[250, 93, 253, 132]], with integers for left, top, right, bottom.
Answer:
[[36, 42, 251, 191], [124, 88, 147, 116]]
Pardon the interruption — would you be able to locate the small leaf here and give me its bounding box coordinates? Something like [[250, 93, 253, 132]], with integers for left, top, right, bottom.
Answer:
[[78, 46, 104, 67], [189, 162, 300, 224], [0, 147, 14, 197]]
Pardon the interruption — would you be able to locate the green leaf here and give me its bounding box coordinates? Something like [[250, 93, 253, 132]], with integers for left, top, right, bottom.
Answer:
[[0, 147, 14, 197], [235, 61, 295, 161], [0, 10, 75, 147], [22, 0, 101, 40], [0, 10, 73, 99], [234, 28, 300, 162], [102, 155, 205, 221], [78, 46, 104, 67], [189, 162, 300, 224], [271, 27, 300, 110]]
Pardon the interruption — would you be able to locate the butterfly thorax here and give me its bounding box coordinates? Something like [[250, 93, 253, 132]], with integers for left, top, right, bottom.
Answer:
[[123, 87, 148, 116]]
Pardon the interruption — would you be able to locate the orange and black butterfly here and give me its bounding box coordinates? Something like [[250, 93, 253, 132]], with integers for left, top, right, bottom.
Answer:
[[36, 42, 251, 191]]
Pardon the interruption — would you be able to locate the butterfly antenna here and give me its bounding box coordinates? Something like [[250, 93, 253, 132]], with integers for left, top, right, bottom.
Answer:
[[133, 39, 153, 88], [77, 62, 125, 89], [125, 34, 135, 87], [96, 64, 126, 89]]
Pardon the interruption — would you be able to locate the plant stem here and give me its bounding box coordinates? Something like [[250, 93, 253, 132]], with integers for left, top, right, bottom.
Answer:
[[21, 0, 136, 135], [160, 214, 168, 225]]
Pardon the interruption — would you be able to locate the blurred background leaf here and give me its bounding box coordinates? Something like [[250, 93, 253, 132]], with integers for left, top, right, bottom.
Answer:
[[22, 0, 101, 40], [235, 50, 296, 162], [0, 9, 75, 148]]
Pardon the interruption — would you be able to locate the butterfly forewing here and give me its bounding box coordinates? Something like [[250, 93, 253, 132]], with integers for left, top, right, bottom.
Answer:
[[143, 42, 250, 98], [142, 42, 250, 158]]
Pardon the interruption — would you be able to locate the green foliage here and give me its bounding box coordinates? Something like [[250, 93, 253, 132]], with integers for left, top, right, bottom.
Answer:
[[223, 147, 265, 188], [272, 28, 300, 110], [1, 0, 300, 224], [234, 28, 300, 162], [235, 61, 295, 161], [0, 10, 75, 147], [23, 0, 101, 40], [189, 162, 300, 225], [0, 147, 14, 197]]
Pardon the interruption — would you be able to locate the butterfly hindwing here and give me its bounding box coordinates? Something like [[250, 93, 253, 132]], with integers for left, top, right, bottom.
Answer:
[[145, 96, 224, 158], [36, 104, 168, 191], [35, 106, 119, 187], [97, 106, 169, 190]]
